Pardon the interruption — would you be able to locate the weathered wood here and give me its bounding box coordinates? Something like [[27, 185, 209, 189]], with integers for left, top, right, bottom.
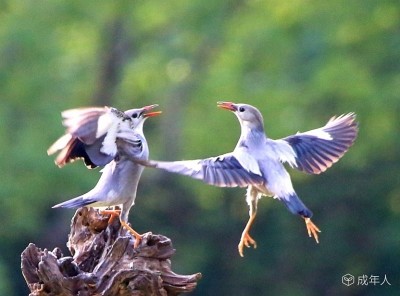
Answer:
[[21, 207, 201, 296]]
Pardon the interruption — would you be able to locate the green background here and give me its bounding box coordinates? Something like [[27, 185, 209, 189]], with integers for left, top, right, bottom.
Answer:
[[1, 1, 399, 295]]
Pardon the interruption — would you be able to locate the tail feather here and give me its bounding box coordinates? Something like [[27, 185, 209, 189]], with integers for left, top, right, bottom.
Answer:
[[279, 193, 313, 218], [52, 196, 95, 209]]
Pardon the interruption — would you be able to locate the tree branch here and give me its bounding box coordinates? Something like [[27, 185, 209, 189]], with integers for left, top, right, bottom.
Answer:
[[21, 207, 201, 296]]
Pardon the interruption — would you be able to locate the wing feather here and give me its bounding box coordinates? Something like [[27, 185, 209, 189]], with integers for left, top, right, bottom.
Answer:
[[147, 153, 264, 188], [48, 106, 132, 168], [282, 113, 358, 174]]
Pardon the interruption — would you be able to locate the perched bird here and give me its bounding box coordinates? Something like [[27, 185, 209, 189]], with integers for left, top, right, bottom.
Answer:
[[132, 102, 358, 256], [48, 105, 161, 247]]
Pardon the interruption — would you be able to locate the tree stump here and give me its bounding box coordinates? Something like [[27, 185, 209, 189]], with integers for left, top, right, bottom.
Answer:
[[21, 207, 201, 296]]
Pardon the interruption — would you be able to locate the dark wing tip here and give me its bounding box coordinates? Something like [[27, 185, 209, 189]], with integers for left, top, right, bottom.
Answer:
[[54, 138, 98, 169]]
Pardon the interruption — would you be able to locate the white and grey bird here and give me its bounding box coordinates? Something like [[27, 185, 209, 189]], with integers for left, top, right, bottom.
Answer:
[[48, 105, 161, 247], [133, 102, 358, 256]]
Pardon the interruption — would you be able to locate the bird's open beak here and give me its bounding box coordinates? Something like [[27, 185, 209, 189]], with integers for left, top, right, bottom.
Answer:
[[142, 104, 162, 117], [217, 101, 237, 111]]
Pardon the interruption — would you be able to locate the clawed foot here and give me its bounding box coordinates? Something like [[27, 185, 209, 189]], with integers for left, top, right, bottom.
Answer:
[[100, 210, 142, 248], [238, 232, 257, 257], [120, 221, 142, 248], [304, 217, 321, 243], [100, 209, 121, 224]]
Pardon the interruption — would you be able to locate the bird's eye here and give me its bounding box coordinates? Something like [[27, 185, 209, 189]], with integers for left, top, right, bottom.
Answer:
[[239, 107, 245, 112], [132, 113, 138, 119]]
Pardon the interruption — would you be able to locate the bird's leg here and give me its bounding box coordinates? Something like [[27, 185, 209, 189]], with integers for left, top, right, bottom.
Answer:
[[303, 217, 321, 243], [119, 221, 142, 248], [238, 186, 260, 257], [100, 209, 142, 248], [100, 209, 121, 224], [238, 212, 257, 257]]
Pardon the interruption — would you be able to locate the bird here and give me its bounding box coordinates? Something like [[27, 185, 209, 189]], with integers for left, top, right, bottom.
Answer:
[[131, 102, 358, 256], [48, 104, 161, 247]]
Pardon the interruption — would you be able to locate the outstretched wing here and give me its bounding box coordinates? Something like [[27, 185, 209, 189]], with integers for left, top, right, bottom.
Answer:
[[281, 113, 358, 174], [139, 153, 264, 187], [47, 107, 130, 168]]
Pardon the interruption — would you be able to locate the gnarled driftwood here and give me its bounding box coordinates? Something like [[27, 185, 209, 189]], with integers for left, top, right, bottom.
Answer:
[[21, 207, 201, 296]]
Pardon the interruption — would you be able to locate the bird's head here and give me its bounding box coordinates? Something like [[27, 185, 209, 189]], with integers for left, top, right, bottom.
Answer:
[[125, 104, 162, 130], [217, 101, 264, 132]]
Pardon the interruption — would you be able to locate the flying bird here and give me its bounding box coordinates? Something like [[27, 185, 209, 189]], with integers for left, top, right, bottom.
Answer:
[[48, 105, 161, 247], [132, 102, 358, 256]]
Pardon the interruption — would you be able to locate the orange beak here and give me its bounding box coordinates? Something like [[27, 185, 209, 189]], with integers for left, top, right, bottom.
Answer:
[[217, 101, 237, 111], [143, 104, 162, 117]]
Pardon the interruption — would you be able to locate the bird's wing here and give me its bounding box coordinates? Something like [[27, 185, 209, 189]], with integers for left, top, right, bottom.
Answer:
[[137, 152, 264, 187], [48, 107, 129, 167], [278, 113, 358, 174], [49, 134, 99, 168], [61, 106, 121, 145], [116, 131, 147, 160]]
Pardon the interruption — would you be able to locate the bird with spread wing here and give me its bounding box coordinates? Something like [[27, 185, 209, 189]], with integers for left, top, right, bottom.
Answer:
[[132, 102, 358, 256], [48, 105, 161, 247]]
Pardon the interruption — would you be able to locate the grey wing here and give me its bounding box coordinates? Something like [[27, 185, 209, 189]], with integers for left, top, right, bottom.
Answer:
[[282, 113, 358, 174], [147, 153, 264, 187], [116, 132, 148, 160], [47, 107, 117, 168], [61, 107, 113, 144]]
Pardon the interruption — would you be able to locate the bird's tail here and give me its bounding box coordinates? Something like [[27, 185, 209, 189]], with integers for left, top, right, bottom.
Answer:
[[52, 196, 95, 209], [280, 193, 313, 218]]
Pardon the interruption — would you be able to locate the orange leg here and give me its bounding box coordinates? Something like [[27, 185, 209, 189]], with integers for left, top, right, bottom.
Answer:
[[100, 209, 121, 224], [238, 212, 257, 257], [120, 221, 142, 248], [303, 217, 321, 243], [238, 186, 260, 257], [100, 209, 142, 248]]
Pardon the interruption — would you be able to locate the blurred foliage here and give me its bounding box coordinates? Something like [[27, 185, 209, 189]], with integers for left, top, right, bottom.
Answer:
[[0, 0, 399, 295]]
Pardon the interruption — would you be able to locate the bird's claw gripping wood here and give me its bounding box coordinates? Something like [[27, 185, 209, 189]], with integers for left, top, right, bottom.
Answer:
[[304, 217, 321, 243], [100, 209, 142, 248], [100, 209, 121, 224], [238, 232, 257, 257], [120, 221, 143, 248]]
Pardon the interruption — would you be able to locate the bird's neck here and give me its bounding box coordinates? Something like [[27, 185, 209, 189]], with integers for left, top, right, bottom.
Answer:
[[238, 124, 266, 147]]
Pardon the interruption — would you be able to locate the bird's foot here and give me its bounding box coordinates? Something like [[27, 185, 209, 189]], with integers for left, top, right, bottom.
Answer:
[[99, 209, 121, 224], [120, 221, 142, 248], [100, 210, 142, 248], [304, 217, 321, 243], [238, 232, 257, 257]]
